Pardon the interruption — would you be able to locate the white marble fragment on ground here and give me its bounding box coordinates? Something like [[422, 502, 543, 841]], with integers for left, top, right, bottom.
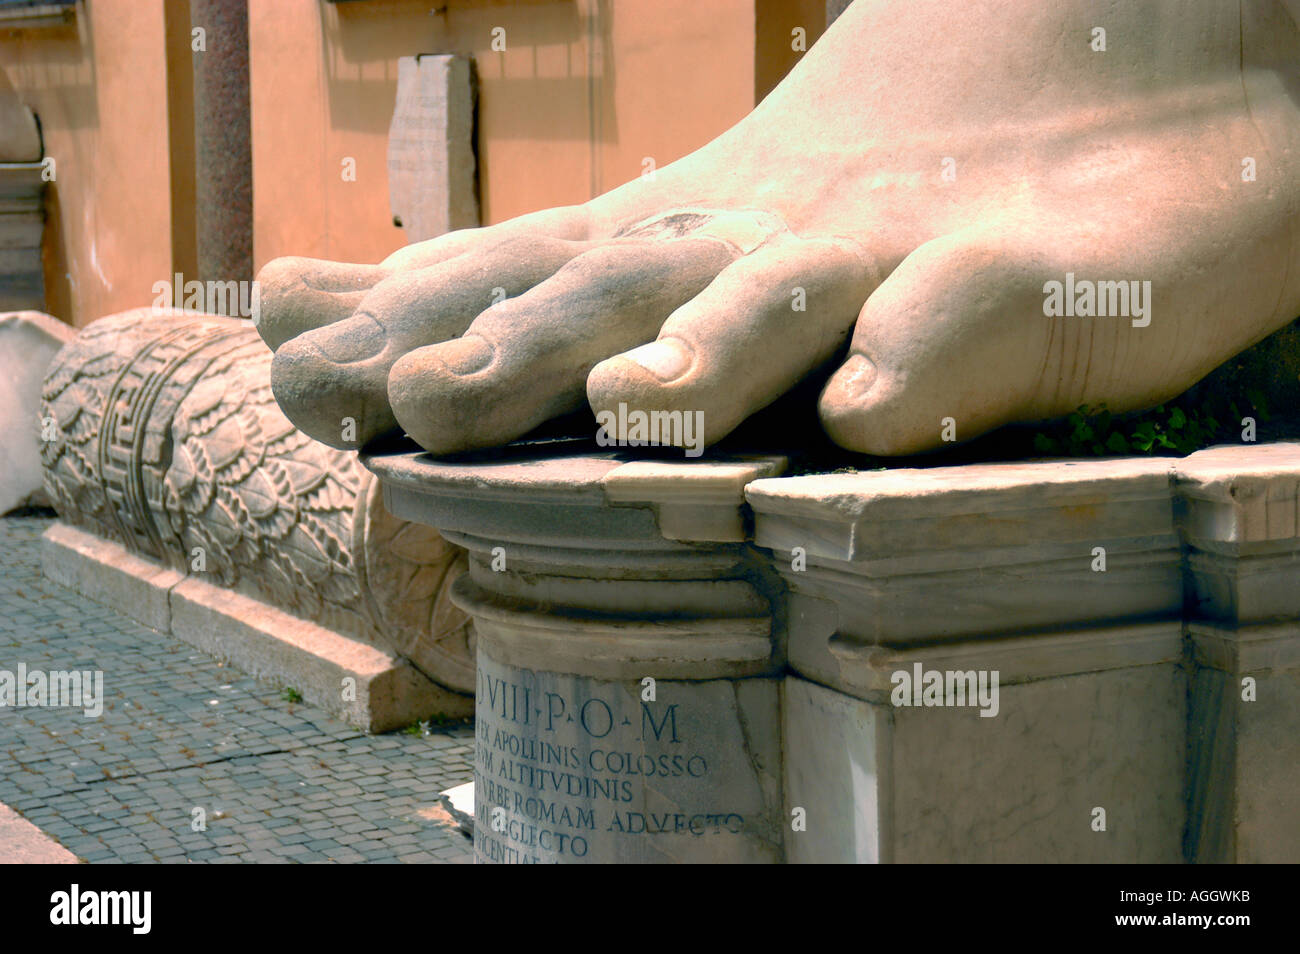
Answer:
[[441, 781, 475, 835], [0, 311, 74, 514], [0, 803, 78, 863]]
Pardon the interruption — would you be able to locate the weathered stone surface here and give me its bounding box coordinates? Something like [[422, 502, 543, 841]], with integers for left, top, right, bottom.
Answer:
[[474, 650, 783, 863], [784, 660, 1186, 864], [42, 521, 183, 634], [366, 450, 782, 682], [749, 458, 1183, 682], [355, 475, 475, 693], [1186, 621, 1300, 863], [258, 1, 1299, 461], [169, 574, 469, 733], [1176, 443, 1300, 624], [39, 308, 474, 705], [602, 456, 786, 542], [783, 626, 1186, 862], [781, 677, 879, 863], [366, 443, 1300, 861], [0, 311, 73, 513], [893, 662, 1185, 862], [754, 446, 1300, 862], [388, 55, 478, 243], [41, 309, 371, 624]]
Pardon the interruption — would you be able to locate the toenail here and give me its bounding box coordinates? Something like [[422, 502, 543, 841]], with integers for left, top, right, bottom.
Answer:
[[316, 313, 387, 363], [437, 335, 495, 375], [621, 338, 693, 382], [838, 353, 877, 397]]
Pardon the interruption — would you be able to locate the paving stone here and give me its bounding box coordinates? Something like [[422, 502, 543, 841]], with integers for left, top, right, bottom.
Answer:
[[0, 514, 475, 865]]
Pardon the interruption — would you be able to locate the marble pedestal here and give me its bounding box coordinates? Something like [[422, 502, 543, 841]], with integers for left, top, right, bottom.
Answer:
[[363, 443, 1300, 864], [366, 451, 788, 862]]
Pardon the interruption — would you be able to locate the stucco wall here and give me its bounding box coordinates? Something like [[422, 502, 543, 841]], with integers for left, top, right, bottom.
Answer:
[[1, 1, 175, 326], [4, 0, 820, 326], [248, 0, 759, 269]]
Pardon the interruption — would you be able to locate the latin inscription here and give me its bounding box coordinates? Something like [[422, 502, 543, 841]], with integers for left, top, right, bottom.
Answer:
[[473, 654, 759, 863]]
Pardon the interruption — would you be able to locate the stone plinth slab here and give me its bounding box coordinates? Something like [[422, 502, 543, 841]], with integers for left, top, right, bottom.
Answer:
[[42, 522, 467, 732], [170, 577, 469, 733], [748, 457, 1183, 687], [42, 521, 182, 634], [366, 443, 1300, 862]]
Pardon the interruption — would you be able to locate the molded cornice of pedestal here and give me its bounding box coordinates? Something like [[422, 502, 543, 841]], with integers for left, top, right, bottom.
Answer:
[[1175, 443, 1300, 624], [747, 457, 1176, 561], [1174, 443, 1300, 547], [454, 577, 774, 680], [747, 456, 1183, 657], [361, 450, 789, 679], [363, 450, 785, 545]]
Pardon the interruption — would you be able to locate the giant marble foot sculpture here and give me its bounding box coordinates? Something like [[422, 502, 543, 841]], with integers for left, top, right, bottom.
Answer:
[[259, 0, 1300, 457]]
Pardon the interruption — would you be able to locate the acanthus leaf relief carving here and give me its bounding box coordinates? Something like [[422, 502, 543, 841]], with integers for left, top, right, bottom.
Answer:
[[39, 308, 474, 696]]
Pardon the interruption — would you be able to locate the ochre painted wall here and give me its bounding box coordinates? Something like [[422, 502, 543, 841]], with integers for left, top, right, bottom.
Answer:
[[249, 0, 758, 270], [1, 1, 175, 327], [3, 0, 819, 325]]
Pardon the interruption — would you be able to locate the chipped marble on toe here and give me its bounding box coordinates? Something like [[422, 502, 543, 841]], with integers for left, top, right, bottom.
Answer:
[[271, 337, 396, 449]]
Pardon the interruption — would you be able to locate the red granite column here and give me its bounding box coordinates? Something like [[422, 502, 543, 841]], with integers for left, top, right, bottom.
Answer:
[[190, 0, 252, 294]]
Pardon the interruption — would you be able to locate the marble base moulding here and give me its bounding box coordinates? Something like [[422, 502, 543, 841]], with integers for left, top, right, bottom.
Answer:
[[366, 451, 788, 862], [361, 443, 1300, 864]]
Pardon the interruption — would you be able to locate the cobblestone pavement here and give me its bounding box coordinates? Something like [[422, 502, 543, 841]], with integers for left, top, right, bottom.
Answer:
[[0, 513, 475, 863]]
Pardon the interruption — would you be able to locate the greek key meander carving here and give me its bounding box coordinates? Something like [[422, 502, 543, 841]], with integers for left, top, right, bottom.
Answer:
[[40, 308, 474, 694]]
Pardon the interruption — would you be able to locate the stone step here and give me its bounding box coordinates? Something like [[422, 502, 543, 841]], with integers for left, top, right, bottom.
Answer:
[[41, 522, 471, 732]]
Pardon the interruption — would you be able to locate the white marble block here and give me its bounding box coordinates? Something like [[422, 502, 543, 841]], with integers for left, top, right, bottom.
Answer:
[[0, 310, 72, 513], [783, 641, 1186, 863], [387, 55, 478, 243], [366, 450, 788, 862]]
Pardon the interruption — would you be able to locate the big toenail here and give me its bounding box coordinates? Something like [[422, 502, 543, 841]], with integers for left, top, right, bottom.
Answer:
[[317, 313, 386, 363], [438, 335, 495, 375], [622, 338, 693, 382], [839, 353, 877, 397]]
